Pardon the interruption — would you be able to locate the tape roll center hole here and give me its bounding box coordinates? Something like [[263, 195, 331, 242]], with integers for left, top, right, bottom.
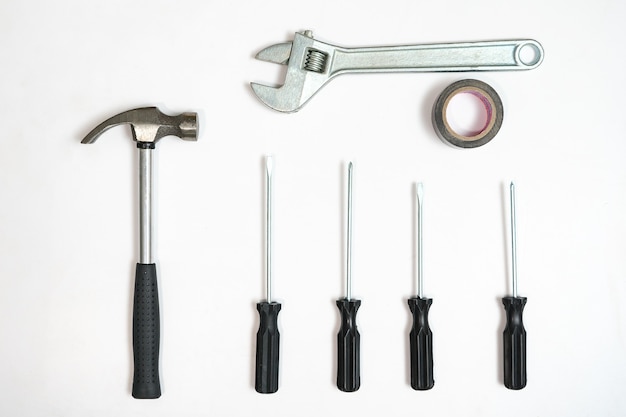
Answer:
[[445, 92, 492, 137]]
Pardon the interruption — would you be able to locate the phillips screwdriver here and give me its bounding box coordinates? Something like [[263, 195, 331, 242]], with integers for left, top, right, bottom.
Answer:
[[255, 155, 281, 394], [408, 183, 434, 390], [337, 162, 361, 392], [502, 182, 527, 390]]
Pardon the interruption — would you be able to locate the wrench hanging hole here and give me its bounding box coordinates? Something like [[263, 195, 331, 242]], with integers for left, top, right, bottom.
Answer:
[[444, 91, 492, 137], [304, 49, 328, 73], [517, 43, 542, 66]]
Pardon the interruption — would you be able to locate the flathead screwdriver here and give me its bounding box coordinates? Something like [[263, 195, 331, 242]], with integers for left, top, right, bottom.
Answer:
[[337, 162, 361, 392], [502, 182, 527, 390], [255, 155, 281, 394], [408, 183, 434, 390]]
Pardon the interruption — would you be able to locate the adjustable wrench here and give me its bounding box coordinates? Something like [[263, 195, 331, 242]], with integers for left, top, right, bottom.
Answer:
[[251, 31, 544, 113]]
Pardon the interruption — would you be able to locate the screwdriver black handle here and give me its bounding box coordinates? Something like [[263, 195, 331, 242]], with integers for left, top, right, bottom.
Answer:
[[336, 298, 361, 392], [502, 296, 527, 390], [255, 301, 281, 393], [408, 297, 434, 390], [132, 263, 161, 399]]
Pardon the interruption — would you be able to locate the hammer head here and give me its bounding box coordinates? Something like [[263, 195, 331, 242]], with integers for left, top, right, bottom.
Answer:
[[81, 107, 198, 146]]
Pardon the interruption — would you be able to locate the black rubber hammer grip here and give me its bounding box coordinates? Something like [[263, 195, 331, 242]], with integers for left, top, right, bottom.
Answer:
[[132, 263, 161, 399], [502, 296, 527, 390]]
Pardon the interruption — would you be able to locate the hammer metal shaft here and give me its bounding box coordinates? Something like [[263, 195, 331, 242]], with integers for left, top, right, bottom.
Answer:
[[134, 146, 161, 399], [139, 148, 154, 264]]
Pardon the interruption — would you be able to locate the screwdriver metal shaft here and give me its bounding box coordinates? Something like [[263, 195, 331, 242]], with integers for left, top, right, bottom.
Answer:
[[255, 156, 281, 394], [408, 183, 434, 390], [337, 162, 361, 392], [502, 182, 527, 390]]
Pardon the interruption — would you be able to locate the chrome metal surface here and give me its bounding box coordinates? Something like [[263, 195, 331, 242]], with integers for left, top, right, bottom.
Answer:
[[416, 183, 424, 298], [82, 107, 198, 145], [510, 182, 518, 298], [346, 162, 354, 301], [139, 149, 153, 264], [266, 156, 274, 303], [81, 107, 199, 264], [251, 31, 544, 113]]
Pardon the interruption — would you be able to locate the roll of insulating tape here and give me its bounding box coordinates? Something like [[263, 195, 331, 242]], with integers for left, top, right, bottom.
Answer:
[[432, 79, 504, 148]]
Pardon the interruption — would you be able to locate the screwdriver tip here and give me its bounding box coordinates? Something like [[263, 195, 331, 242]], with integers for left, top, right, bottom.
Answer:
[[417, 182, 424, 205], [266, 155, 274, 175]]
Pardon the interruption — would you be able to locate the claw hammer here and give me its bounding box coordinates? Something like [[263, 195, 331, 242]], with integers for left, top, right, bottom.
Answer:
[[82, 107, 198, 398]]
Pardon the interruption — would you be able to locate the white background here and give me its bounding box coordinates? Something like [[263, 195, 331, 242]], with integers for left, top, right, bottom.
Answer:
[[1, 0, 625, 416]]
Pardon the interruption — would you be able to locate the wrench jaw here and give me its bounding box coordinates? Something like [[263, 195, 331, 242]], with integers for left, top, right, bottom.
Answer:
[[250, 32, 335, 113], [250, 72, 331, 113], [255, 42, 293, 65], [250, 83, 301, 113]]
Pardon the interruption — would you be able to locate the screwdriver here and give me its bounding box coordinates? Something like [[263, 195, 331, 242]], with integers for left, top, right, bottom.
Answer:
[[336, 162, 361, 392], [502, 182, 527, 390], [408, 183, 434, 390], [255, 155, 281, 394]]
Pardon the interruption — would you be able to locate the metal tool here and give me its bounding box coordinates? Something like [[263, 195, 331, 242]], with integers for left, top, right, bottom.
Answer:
[[255, 155, 281, 394], [337, 162, 361, 392], [82, 107, 198, 399], [408, 183, 434, 390], [502, 182, 527, 390], [251, 31, 544, 112]]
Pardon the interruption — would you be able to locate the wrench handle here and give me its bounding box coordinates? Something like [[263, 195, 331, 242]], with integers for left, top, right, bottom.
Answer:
[[331, 40, 543, 75], [132, 263, 161, 399]]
